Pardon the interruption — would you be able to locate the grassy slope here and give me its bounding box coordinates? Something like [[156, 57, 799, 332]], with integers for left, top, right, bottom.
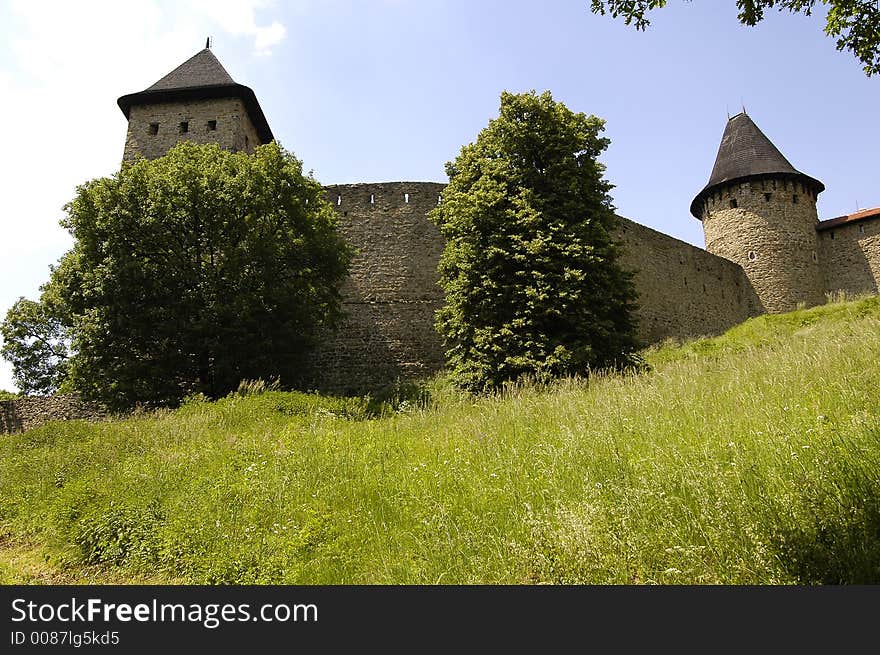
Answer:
[[1, 297, 879, 584]]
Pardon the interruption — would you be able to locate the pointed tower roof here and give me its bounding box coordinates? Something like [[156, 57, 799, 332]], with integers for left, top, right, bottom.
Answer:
[[144, 48, 236, 91], [117, 48, 273, 143], [690, 112, 823, 218]]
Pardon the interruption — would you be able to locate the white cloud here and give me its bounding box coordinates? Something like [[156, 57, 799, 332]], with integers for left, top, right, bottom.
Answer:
[[254, 21, 287, 55], [188, 0, 289, 55], [0, 0, 287, 391]]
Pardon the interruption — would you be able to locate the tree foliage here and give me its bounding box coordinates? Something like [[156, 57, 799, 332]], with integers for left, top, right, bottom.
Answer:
[[1, 294, 70, 396], [430, 91, 639, 393], [588, 1, 880, 76], [2, 142, 351, 409]]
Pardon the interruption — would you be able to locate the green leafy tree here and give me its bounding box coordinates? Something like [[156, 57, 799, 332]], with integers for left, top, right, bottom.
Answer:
[[2, 141, 350, 409], [1, 291, 70, 395], [588, 1, 880, 76], [430, 91, 639, 393]]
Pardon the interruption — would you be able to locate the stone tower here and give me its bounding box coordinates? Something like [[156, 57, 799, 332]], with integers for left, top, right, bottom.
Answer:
[[690, 112, 825, 313], [117, 48, 273, 161]]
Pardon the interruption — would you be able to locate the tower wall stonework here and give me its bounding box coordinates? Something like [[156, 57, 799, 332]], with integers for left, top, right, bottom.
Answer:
[[819, 218, 880, 298], [123, 97, 262, 161], [700, 178, 825, 313]]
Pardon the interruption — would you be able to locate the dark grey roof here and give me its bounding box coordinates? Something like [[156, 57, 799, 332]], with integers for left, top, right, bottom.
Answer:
[[117, 48, 273, 143], [690, 112, 823, 218], [145, 49, 236, 91]]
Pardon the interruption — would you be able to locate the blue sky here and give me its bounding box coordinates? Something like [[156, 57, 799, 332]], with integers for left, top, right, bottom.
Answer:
[[0, 0, 877, 391]]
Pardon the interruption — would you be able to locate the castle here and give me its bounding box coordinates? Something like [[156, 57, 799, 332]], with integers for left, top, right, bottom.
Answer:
[[117, 47, 880, 394]]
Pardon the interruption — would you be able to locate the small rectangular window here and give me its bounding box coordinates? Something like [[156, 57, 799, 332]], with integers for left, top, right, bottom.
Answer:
[[207, 120, 217, 131], [148, 123, 159, 135], [859, 224, 866, 235], [179, 121, 189, 134]]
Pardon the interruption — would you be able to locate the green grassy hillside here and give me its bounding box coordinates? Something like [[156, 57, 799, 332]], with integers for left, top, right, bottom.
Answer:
[[2, 297, 879, 584]]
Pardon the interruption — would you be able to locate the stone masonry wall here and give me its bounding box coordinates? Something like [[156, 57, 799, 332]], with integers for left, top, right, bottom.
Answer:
[[819, 217, 880, 298], [304, 181, 760, 393], [0, 394, 107, 435], [700, 179, 825, 313], [615, 217, 761, 344], [302, 182, 447, 394], [123, 97, 262, 161]]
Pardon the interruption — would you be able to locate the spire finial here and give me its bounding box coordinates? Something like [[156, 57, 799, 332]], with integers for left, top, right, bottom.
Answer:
[[206, 36, 212, 49]]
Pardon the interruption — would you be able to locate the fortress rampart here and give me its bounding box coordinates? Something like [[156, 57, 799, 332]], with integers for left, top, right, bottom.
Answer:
[[302, 183, 447, 394], [819, 217, 880, 298], [300, 183, 763, 394], [615, 217, 760, 344]]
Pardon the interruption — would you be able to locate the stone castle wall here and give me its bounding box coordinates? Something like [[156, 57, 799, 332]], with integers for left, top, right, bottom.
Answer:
[[819, 218, 880, 298], [301, 182, 763, 394], [700, 178, 825, 313], [301, 182, 447, 394], [616, 217, 761, 344], [123, 98, 262, 161], [0, 394, 106, 435]]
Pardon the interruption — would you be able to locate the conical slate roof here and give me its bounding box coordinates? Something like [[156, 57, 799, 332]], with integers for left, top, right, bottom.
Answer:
[[690, 112, 823, 218], [117, 48, 273, 143], [145, 48, 236, 91]]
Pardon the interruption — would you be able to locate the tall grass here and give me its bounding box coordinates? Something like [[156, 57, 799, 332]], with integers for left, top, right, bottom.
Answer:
[[1, 297, 879, 584]]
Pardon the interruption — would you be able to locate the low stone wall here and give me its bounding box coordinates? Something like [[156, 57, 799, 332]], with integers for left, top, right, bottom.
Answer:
[[0, 394, 107, 435]]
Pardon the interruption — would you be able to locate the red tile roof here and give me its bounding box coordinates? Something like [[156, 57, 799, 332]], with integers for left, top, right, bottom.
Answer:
[[816, 207, 880, 231]]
